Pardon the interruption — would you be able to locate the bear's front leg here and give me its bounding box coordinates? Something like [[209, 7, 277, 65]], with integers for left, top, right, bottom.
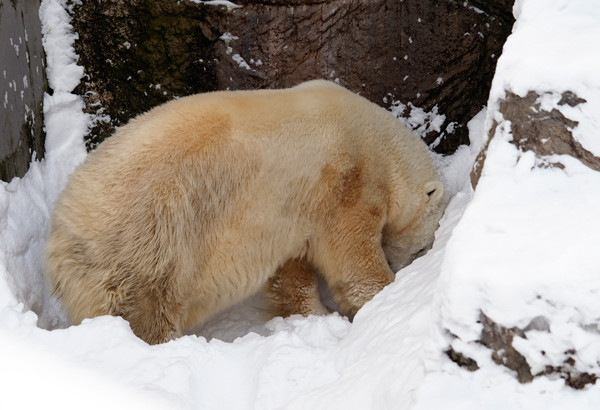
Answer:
[[113, 283, 182, 345], [266, 258, 328, 317], [316, 207, 395, 317]]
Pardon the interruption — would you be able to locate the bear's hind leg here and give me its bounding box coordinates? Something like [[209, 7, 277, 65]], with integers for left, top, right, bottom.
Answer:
[[266, 258, 328, 317]]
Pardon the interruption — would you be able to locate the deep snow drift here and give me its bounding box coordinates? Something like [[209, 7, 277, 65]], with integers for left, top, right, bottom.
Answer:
[[1, 0, 600, 409]]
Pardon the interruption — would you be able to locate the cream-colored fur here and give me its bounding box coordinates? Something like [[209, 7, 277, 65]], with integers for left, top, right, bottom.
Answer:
[[45, 80, 447, 344]]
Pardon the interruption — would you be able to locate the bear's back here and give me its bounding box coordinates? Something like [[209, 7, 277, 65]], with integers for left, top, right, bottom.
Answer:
[[53, 80, 436, 260]]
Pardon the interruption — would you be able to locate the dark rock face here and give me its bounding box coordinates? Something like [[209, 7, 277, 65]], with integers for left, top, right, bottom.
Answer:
[[0, 0, 46, 182], [71, 0, 514, 153], [471, 90, 600, 187], [71, 0, 221, 149]]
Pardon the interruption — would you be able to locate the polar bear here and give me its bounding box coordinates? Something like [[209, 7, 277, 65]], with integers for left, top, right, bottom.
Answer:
[[45, 80, 446, 344]]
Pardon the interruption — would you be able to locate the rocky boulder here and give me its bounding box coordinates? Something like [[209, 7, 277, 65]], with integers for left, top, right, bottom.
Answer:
[[70, 0, 514, 153]]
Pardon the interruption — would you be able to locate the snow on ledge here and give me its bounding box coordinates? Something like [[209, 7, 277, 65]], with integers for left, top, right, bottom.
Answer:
[[187, 0, 243, 12]]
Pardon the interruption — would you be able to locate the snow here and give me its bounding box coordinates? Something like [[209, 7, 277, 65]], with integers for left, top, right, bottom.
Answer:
[[220, 32, 239, 56], [232, 54, 251, 71], [188, 0, 242, 12], [389, 99, 447, 144], [1, 0, 600, 408]]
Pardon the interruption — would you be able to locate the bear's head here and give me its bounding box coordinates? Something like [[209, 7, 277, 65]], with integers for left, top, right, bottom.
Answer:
[[382, 180, 447, 272]]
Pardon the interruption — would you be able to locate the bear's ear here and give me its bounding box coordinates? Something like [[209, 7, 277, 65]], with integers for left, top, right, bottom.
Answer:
[[423, 181, 444, 204]]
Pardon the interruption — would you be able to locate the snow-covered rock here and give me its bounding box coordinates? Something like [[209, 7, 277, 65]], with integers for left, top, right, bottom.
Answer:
[[416, 0, 600, 406]]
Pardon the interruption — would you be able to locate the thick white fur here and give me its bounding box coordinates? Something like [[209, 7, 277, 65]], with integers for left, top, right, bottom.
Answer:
[[45, 80, 446, 344]]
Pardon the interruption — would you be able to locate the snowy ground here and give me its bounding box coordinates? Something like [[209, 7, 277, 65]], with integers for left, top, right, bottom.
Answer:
[[1, 0, 600, 408]]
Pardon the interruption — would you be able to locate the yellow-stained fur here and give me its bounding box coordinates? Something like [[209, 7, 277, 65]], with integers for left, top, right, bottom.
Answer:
[[45, 80, 446, 344]]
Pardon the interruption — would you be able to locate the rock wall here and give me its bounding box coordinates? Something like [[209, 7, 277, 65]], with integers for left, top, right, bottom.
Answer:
[[0, 0, 47, 182], [70, 0, 514, 153]]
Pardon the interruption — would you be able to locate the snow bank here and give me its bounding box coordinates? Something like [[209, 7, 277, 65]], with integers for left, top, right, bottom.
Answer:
[[415, 0, 600, 406]]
